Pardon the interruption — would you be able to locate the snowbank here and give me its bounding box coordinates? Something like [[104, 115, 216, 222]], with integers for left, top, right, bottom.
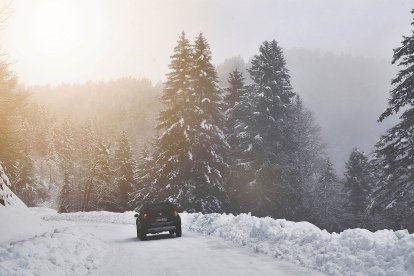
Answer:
[[0, 165, 49, 244], [0, 226, 106, 276], [41, 210, 137, 224], [0, 165, 107, 275], [40, 209, 414, 275], [181, 213, 414, 276]]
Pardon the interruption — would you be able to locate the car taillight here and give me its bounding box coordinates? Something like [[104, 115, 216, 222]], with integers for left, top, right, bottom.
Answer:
[[173, 209, 177, 216], [143, 213, 148, 220]]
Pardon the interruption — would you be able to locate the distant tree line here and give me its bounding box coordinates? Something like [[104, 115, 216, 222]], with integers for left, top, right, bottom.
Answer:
[[0, 78, 161, 211]]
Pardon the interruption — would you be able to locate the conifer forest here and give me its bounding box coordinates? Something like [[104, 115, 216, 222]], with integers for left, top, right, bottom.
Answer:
[[1, 3, 414, 234]]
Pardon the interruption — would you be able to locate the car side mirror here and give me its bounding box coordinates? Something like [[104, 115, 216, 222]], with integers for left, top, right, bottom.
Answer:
[[134, 214, 139, 218]]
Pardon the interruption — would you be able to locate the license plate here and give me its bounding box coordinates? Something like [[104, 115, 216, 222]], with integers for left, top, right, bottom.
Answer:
[[155, 218, 168, 222]]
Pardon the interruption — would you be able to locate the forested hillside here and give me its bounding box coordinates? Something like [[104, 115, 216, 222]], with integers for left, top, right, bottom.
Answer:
[[1, 15, 414, 232], [1, 77, 162, 210]]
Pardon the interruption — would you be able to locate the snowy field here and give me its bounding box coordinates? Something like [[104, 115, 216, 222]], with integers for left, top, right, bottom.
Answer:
[[1, 206, 413, 276]]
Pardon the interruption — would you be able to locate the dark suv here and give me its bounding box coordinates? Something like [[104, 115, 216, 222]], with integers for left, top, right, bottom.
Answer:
[[134, 202, 182, 240]]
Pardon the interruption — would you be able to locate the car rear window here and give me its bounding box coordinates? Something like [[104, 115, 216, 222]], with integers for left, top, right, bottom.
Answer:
[[147, 203, 173, 214]]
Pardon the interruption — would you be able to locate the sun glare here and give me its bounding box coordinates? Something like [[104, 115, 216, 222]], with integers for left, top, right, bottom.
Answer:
[[4, 0, 107, 84], [30, 1, 86, 59]]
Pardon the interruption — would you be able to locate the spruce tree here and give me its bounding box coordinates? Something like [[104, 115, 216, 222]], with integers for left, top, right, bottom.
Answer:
[[312, 159, 344, 232], [44, 123, 60, 203], [185, 33, 229, 212], [224, 69, 245, 113], [373, 9, 414, 224], [13, 143, 40, 207], [239, 40, 296, 218], [288, 95, 326, 220], [59, 174, 72, 213], [75, 121, 96, 211], [129, 144, 155, 210], [147, 32, 230, 212], [114, 131, 135, 211], [343, 149, 373, 216], [82, 141, 113, 211], [223, 70, 251, 211], [224, 70, 247, 146], [318, 159, 338, 214], [148, 31, 194, 207], [57, 119, 76, 213]]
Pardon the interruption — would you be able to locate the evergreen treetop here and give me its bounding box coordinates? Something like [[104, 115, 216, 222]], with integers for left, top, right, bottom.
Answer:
[[343, 149, 373, 214], [379, 9, 414, 121], [374, 9, 414, 213]]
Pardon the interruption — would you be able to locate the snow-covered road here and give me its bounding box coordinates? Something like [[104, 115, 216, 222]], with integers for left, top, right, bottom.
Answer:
[[78, 221, 324, 276], [3, 208, 413, 275]]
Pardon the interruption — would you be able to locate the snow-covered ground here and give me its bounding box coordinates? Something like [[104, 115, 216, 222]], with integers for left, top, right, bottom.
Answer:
[[183, 213, 414, 276], [0, 225, 106, 275], [26, 209, 414, 276], [0, 165, 49, 244], [67, 221, 322, 276], [1, 163, 106, 275], [1, 200, 413, 275], [0, 186, 50, 245], [2, 208, 323, 276]]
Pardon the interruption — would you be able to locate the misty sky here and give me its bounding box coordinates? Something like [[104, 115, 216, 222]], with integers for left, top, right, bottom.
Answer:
[[1, 0, 413, 85]]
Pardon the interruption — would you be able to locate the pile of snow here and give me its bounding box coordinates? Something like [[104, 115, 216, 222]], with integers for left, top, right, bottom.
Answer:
[[0, 165, 107, 275], [0, 226, 106, 275], [41, 210, 137, 224], [40, 209, 414, 275], [0, 164, 49, 244], [180, 213, 414, 276]]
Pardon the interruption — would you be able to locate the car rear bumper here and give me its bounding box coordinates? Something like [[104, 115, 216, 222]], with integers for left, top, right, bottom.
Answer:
[[147, 225, 176, 233]]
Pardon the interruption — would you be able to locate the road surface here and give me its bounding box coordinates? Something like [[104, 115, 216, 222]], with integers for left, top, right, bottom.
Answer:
[[72, 221, 325, 276]]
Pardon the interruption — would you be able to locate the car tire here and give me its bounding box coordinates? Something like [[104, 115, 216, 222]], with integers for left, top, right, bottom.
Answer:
[[139, 228, 147, 240], [169, 230, 174, 235], [176, 224, 182, 237]]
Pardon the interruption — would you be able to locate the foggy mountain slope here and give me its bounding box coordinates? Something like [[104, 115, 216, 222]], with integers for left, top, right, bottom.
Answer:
[[28, 50, 397, 174], [217, 49, 398, 172], [28, 78, 163, 151], [286, 48, 397, 172]]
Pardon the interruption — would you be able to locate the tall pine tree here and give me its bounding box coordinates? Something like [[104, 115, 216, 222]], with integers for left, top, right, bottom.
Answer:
[[129, 144, 155, 209], [343, 149, 374, 217], [113, 131, 135, 211], [224, 69, 247, 146], [238, 40, 297, 218], [57, 119, 76, 213], [311, 159, 343, 232], [147, 31, 195, 207], [82, 141, 113, 211], [372, 9, 414, 230], [13, 142, 41, 207], [223, 70, 251, 211], [145, 32, 230, 212], [184, 33, 229, 212], [288, 95, 326, 220]]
